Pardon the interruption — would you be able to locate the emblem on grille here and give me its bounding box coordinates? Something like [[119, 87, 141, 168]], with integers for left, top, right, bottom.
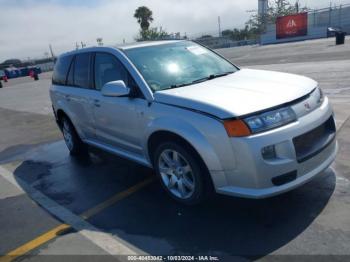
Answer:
[[304, 102, 311, 110]]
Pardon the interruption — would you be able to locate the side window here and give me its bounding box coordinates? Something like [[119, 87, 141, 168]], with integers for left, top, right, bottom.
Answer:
[[74, 53, 91, 88], [94, 53, 128, 91], [128, 73, 144, 98], [52, 55, 73, 85]]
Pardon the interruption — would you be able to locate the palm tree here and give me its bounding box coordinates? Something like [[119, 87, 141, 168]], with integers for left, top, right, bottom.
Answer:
[[134, 6, 154, 31]]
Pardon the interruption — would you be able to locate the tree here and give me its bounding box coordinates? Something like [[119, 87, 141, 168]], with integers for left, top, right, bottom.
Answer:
[[273, 0, 295, 17], [136, 27, 169, 41], [199, 34, 213, 39], [221, 26, 259, 41], [134, 6, 154, 31], [134, 6, 170, 41]]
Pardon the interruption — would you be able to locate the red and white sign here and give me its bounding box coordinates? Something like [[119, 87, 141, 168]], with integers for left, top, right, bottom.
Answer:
[[276, 13, 308, 39]]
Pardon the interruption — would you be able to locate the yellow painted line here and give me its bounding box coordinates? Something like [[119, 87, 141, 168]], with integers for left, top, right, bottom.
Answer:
[[0, 224, 70, 262], [80, 176, 155, 220], [0, 176, 156, 262]]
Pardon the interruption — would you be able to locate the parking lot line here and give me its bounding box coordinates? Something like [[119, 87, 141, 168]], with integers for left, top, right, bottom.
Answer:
[[0, 224, 71, 262], [0, 166, 155, 261], [80, 176, 155, 220]]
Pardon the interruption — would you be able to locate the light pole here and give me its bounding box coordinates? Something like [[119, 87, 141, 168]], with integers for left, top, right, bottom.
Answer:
[[96, 38, 103, 46]]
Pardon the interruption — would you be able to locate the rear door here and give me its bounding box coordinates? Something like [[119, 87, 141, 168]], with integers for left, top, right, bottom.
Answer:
[[63, 52, 96, 140]]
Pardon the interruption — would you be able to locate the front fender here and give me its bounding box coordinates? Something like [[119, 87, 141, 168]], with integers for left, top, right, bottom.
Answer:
[[142, 116, 224, 172]]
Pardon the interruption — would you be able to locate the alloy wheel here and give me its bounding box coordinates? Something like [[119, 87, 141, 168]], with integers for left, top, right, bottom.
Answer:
[[158, 149, 196, 199], [62, 120, 74, 151]]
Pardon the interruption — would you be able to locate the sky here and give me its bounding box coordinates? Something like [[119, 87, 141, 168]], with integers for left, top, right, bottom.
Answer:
[[0, 0, 349, 62]]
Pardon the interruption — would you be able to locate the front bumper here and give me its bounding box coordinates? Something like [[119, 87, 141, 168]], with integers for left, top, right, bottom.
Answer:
[[215, 97, 338, 198]]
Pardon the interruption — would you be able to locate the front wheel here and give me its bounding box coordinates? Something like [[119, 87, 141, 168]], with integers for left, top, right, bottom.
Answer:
[[154, 142, 209, 205]]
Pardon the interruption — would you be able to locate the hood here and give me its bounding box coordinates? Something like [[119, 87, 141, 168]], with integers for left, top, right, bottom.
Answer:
[[154, 69, 317, 119]]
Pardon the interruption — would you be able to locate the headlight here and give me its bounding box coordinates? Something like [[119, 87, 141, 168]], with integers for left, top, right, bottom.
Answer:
[[317, 87, 324, 104], [244, 107, 297, 134]]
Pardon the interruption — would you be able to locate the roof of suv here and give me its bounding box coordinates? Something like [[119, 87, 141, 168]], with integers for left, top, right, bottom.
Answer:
[[115, 40, 185, 50], [58, 40, 187, 58]]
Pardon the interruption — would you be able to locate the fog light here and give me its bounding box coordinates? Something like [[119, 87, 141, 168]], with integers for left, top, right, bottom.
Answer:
[[262, 145, 276, 160]]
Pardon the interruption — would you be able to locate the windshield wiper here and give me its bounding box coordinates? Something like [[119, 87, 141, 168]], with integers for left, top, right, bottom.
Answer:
[[190, 71, 235, 84], [168, 71, 235, 89], [209, 71, 235, 79], [169, 82, 193, 89]]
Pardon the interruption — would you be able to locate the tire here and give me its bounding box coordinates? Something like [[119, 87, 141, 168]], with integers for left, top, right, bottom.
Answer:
[[153, 141, 210, 205], [61, 116, 87, 155]]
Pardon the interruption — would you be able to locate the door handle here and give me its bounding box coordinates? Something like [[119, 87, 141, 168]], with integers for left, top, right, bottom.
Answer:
[[93, 99, 101, 107]]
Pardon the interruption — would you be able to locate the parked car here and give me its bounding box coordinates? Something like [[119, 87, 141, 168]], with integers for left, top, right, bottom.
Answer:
[[0, 70, 4, 88], [50, 40, 337, 205], [327, 27, 342, 37], [4, 67, 20, 79], [0, 69, 5, 80]]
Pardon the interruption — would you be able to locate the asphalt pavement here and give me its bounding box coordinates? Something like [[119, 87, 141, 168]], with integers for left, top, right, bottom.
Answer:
[[0, 37, 350, 261]]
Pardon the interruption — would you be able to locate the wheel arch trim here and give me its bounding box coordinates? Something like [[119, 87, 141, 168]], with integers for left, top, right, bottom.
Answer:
[[54, 106, 85, 140], [143, 117, 224, 172]]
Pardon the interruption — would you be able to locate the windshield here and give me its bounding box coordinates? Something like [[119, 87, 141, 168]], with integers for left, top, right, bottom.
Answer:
[[123, 41, 238, 92]]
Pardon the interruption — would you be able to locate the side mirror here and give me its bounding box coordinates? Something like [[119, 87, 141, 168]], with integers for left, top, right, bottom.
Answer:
[[101, 80, 130, 97]]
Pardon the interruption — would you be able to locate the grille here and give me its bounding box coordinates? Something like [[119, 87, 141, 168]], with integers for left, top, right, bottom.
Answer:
[[293, 116, 336, 163]]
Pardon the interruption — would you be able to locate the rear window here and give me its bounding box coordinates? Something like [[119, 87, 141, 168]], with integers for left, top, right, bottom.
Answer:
[[52, 55, 73, 85]]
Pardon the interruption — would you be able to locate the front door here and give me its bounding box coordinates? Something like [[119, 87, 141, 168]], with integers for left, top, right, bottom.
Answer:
[[92, 52, 146, 155]]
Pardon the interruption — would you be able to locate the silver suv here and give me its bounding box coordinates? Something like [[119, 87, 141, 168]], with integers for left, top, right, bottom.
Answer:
[[50, 40, 337, 205]]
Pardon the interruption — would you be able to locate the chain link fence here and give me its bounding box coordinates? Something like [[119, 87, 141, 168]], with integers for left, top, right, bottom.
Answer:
[[261, 4, 350, 45]]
